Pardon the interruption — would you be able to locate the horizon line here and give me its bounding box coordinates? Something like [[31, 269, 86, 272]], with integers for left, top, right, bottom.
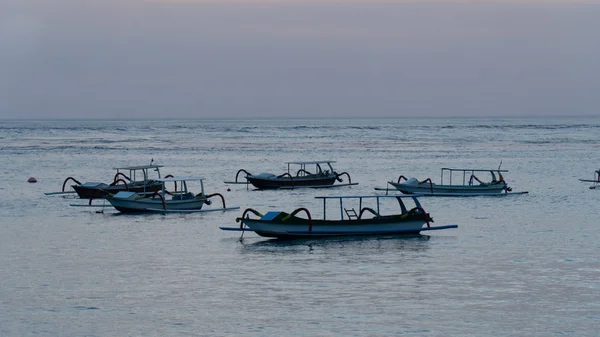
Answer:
[[1, 114, 598, 122]]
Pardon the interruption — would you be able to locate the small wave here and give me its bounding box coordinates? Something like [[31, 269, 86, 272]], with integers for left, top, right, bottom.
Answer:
[[466, 123, 600, 130], [74, 306, 100, 310], [348, 126, 382, 130], [522, 138, 600, 145]]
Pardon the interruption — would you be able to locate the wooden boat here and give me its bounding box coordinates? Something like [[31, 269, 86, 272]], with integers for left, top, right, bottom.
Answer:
[[46, 164, 164, 198], [378, 167, 528, 196], [104, 176, 238, 213], [225, 160, 357, 190], [579, 169, 600, 189], [220, 194, 457, 239]]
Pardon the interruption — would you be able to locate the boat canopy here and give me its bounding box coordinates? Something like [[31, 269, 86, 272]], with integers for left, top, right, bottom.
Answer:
[[111, 164, 163, 183], [155, 176, 204, 182], [113, 164, 164, 170], [441, 167, 507, 185], [315, 194, 424, 200], [155, 176, 205, 195], [441, 167, 508, 173], [286, 161, 336, 165], [316, 194, 424, 220]]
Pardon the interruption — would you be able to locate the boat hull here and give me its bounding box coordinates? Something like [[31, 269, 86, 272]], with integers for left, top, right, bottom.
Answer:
[[72, 181, 162, 198], [239, 216, 430, 238], [106, 194, 207, 213], [246, 175, 337, 189], [389, 181, 506, 195]]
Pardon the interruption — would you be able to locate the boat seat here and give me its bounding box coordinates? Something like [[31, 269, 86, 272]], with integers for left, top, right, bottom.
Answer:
[[344, 208, 358, 220]]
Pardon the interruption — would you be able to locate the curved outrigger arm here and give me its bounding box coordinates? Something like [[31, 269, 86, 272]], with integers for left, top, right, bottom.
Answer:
[[409, 206, 433, 227], [334, 171, 352, 184], [412, 197, 433, 226], [393, 195, 432, 226], [418, 178, 434, 194], [296, 168, 313, 177], [150, 191, 167, 210], [358, 207, 379, 219], [395, 196, 408, 214], [235, 169, 252, 183], [469, 174, 484, 186], [283, 208, 313, 232], [224, 169, 253, 187], [110, 178, 129, 189], [490, 170, 497, 183], [87, 188, 108, 205], [113, 172, 131, 183], [277, 172, 294, 180], [202, 193, 227, 209], [236, 208, 264, 229], [163, 174, 178, 191], [62, 177, 82, 192]]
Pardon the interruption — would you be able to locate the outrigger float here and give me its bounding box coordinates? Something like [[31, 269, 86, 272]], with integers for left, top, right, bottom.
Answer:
[[225, 160, 357, 190], [71, 176, 239, 213], [220, 194, 457, 239], [376, 166, 528, 196], [45, 164, 165, 198], [579, 169, 600, 189]]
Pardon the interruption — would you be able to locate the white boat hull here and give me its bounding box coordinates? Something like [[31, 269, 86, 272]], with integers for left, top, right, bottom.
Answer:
[[236, 211, 446, 238], [221, 195, 458, 239], [246, 221, 424, 237], [106, 191, 207, 213], [389, 181, 506, 195], [229, 218, 457, 238]]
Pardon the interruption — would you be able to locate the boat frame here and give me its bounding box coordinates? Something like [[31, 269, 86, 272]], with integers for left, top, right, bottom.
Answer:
[[379, 167, 526, 196], [225, 160, 357, 190], [103, 176, 237, 213], [46, 164, 165, 198], [220, 194, 457, 239]]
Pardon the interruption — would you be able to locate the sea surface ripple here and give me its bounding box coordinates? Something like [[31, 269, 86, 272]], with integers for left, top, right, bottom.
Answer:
[[0, 117, 599, 336]]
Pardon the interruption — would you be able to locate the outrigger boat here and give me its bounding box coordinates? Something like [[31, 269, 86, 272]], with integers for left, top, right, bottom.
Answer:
[[220, 194, 457, 239], [377, 166, 527, 196], [102, 176, 239, 213], [45, 164, 165, 198], [225, 160, 357, 190], [579, 169, 600, 189]]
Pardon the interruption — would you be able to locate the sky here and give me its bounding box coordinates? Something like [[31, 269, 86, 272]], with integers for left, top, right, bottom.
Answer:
[[1, 0, 599, 119]]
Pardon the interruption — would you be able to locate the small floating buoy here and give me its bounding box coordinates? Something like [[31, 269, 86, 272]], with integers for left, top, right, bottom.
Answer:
[[28, 177, 37, 183]]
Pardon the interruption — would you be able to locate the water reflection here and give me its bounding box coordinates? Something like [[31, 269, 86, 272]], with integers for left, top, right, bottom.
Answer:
[[237, 234, 431, 255]]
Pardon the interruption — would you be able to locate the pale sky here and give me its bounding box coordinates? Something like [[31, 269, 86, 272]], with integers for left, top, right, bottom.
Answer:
[[1, 0, 599, 119]]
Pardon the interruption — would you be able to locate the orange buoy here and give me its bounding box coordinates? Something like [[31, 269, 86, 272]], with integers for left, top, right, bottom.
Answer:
[[28, 177, 37, 183]]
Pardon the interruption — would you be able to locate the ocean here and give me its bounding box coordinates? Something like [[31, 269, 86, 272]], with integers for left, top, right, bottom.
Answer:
[[0, 117, 599, 336]]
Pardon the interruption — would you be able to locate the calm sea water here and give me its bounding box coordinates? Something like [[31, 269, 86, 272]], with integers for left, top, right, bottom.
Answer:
[[1, 117, 599, 336]]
